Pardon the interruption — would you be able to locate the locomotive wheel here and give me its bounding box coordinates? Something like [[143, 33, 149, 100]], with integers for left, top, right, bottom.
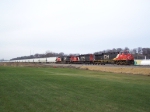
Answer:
[[120, 61, 122, 65], [124, 61, 128, 65], [122, 62, 126, 65], [120, 61, 123, 65], [117, 61, 119, 65]]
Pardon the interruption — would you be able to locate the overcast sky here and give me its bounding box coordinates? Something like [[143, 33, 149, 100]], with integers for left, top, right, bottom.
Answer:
[[0, 0, 150, 60]]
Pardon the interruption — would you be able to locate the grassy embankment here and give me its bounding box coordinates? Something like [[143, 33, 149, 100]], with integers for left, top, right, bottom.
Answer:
[[0, 66, 150, 112]]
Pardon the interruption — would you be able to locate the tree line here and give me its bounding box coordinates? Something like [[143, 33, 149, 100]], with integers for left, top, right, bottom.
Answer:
[[10, 47, 150, 60], [94, 47, 150, 59]]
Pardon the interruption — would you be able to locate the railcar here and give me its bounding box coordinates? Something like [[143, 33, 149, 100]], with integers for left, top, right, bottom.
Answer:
[[79, 54, 94, 64], [94, 52, 119, 65], [47, 57, 57, 63], [113, 51, 134, 65]]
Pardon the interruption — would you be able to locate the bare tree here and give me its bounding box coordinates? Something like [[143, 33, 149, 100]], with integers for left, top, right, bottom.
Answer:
[[124, 47, 129, 51], [116, 48, 122, 52], [137, 47, 143, 54], [112, 48, 117, 52]]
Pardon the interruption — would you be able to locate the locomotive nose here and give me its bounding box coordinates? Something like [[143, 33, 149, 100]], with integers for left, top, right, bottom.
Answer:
[[127, 55, 133, 60]]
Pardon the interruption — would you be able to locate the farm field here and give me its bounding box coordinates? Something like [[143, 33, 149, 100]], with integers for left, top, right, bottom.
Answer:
[[0, 66, 150, 112]]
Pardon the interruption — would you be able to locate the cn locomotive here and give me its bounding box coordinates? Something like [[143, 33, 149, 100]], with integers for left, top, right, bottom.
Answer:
[[56, 51, 134, 65]]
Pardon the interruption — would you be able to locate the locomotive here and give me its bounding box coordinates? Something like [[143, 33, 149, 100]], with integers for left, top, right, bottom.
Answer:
[[56, 51, 134, 65]]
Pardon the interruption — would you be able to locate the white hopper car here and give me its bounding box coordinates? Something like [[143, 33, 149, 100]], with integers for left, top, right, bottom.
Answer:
[[8, 57, 57, 63], [140, 60, 150, 65]]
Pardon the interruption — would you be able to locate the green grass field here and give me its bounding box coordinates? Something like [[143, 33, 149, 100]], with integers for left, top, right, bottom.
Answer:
[[0, 66, 150, 112]]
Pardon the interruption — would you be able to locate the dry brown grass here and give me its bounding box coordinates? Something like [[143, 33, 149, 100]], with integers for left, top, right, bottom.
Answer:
[[80, 65, 150, 75], [1, 62, 150, 75], [0, 62, 44, 67]]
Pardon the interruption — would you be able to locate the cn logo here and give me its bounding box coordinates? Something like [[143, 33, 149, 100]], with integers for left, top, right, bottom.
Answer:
[[104, 55, 109, 59], [64, 57, 66, 60], [81, 57, 85, 61]]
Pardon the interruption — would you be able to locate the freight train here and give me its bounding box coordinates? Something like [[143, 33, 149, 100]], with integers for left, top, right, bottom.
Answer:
[[56, 51, 134, 65], [5, 51, 134, 65]]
